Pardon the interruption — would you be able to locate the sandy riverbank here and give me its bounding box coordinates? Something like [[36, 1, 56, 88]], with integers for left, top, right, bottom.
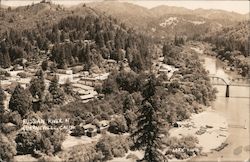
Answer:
[[169, 108, 229, 153], [108, 109, 229, 162]]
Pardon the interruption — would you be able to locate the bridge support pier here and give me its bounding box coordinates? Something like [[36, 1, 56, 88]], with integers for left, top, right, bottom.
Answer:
[[226, 85, 229, 97]]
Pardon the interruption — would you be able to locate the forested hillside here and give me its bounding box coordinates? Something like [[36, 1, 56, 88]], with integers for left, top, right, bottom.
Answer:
[[0, 3, 153, 72], [86, 1, 154, 30], [203, 21, 249, 76]]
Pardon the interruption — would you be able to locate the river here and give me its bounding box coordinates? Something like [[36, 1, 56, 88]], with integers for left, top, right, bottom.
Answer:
[[192, 53, 250, 161]]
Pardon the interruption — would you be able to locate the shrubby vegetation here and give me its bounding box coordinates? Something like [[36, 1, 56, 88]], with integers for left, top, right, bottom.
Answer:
[[57, 135, 130, 162], [96, 135, 130, 161], [0, 86, 6, 113], [58, 143, 100, 162], [108, 115, 128, 134], [164, 136, 201, 160], [163, 44, 217, 106], [0, 134, 17, 161], [15, 129, 66, 156]]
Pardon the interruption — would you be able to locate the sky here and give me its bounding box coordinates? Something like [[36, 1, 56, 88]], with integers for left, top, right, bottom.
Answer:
[[128, 0, 250, 14], [1, 0, 249, 14]]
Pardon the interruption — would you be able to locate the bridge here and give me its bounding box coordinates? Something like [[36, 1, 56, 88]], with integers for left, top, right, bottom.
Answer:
[[209, 75, 250, 97]]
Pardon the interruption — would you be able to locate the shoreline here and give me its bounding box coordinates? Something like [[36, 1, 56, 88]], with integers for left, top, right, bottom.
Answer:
[[189, 41, 245, 79], [169, 108, 229, 155]]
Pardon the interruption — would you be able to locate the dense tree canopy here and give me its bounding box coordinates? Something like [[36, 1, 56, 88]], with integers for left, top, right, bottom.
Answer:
[[0, 14, 153, 72], [9, 84, 32, 117]]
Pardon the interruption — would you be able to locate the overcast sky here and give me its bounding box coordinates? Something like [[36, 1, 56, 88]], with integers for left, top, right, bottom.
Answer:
[[2, 0, 249, 14], [128, 0, 249, 14]]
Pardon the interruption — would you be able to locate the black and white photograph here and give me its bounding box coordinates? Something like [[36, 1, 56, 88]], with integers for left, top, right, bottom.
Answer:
[[0, 0, 249, 161]]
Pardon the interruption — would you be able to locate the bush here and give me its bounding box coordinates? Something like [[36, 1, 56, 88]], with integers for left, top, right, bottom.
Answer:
[[41, 129, 66, 153], [1, 123, 18, 134], [57, 143, 100, 162], [15, 130, 42, 155], [15, 129, 66, 156], [8, 111, 23, 127], [165, 135, 200, 160], [91, 118, 100, 127], [0, 111, 22, 133], [83, 112, 94, 124], [41, 60, 48, 71], [71, 125, 85, 137], [0, 134, 16, 161], [96, 135, 129, 161], [100, 113, 111, 120], [108, 115, 128, 134]]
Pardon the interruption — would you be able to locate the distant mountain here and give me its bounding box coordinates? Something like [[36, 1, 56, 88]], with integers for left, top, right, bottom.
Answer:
[[84, 2, 247, 39], [150, 5, 192, 17], [1, 1, 247, 39], [86, 1, 155, 29], [193, 8, 247, 24], [0, 2, 99, 35], [147, 14, 222, 39], [150, 5, 247, 23]]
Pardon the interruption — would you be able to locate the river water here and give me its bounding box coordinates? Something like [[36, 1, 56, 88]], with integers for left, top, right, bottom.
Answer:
[[192, 55, 250, 161]]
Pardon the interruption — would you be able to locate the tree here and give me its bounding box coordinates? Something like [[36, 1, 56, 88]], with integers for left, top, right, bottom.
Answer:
[[0, 86, 6, 113], [15, 129, 66, 156], [162, 43, 171, 57], [40, 129, 66, 153], [41, 60, 48, 71], [108, 115, 128, 134], [9, 84, 32, 117], [29, 70, 45, 100], [63, 78, 74, 96], [0, 134, 16, 161], [131, 75, 166, 162], [48, 76, 65, 105], [15, 130, 42, 155]]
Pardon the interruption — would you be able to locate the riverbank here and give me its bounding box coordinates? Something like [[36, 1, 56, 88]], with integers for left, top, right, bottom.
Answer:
[[188, 41, 246, 79], [169, 108, 229, 153], [190, 42, 250, 161]]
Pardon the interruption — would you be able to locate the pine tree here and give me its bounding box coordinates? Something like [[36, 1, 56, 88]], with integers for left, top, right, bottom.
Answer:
[[95, 31, 105, 48], [48, 76, 65, 105], [29, 70, 45, 100], [162, 43, 171, 57], [0, 86, 6, 113], [9, 84, 32, 117], [57, 47, 66, 69], [131, 75, 167, 162]]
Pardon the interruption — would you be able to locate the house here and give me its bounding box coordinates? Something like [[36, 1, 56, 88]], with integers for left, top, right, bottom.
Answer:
[[57, 74, 73, 84], [84, 124, 97, 137]]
